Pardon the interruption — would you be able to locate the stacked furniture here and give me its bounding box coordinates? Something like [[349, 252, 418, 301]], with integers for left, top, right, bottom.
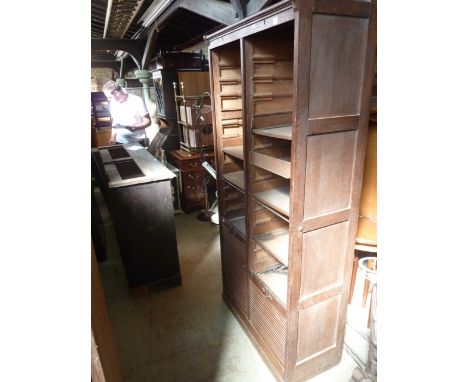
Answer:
[[150, 51, 209, 151], [206, 1, 376, 381], [91, 92, 112, 147]]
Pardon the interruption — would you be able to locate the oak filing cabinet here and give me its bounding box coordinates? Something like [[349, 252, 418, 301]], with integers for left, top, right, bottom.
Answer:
[[206, 1, 377, 380]]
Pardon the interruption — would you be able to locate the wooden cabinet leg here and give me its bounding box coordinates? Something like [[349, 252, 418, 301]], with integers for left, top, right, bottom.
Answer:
[[362, 259, 375, 308], [362, 278, 370, 308], [349, 255, 358, 304]]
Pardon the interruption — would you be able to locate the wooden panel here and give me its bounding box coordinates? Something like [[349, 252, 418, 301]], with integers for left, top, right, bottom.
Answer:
[[178, 71, 210, 96], [303, 131, 356, 219], [296, 296, 340, 364], [308, 15, 368, 118], [109, 181, 181, 291], [95, 127, 112, 147], [307, 115, 359, 135], [302, 208, 350, 233], [300, 222, 348, 298], [312, 0, 370, 18], [251, 36, 294, 61]]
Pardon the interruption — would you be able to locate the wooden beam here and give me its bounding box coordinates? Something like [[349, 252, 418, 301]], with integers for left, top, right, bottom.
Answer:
[[245, 0, 272, 17], [119, 56, 138, 79], [230, 0, 245, 18], [148, 0, 184, 28], [92, 38, 146, 67], [120, 0, 147, 38], [91, 60, 120, 74], [141, 24, 159, 70], [180, 0, 237, 25], [149, 0, 236, 31]]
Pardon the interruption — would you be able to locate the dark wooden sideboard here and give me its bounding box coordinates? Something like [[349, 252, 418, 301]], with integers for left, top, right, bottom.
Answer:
[[166, 149, 216, 213], [92, 143, 181, 295]]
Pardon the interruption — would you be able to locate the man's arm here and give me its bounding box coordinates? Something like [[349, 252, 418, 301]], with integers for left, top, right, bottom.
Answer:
[[108, 127, 117, 144], [107, 103, 117, 145], [126, 114, 151, 132]]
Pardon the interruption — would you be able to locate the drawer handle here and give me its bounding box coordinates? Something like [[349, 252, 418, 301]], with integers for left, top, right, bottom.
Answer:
[[189, 162, 198, 168]]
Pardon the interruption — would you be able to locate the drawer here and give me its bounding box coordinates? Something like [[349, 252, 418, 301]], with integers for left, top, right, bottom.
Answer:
[[180, 157, 216, 172], [249, 278, 287, 365], [181, 172, 205, 201], [181, 158, 203, 171]]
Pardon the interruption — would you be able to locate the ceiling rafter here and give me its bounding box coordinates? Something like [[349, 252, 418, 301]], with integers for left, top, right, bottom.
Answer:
[[104, 0, 146, 39], [92, 0, 283, 76]]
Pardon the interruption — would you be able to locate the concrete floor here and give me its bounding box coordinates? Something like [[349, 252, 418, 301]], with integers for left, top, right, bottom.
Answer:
[[98, 206, 373, 382]]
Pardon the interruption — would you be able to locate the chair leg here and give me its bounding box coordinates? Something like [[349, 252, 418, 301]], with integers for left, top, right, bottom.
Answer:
[[349, 255, 359, 304]]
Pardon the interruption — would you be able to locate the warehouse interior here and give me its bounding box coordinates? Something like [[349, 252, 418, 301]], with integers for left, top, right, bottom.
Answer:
[[90, 1, 377, 381], [6, 1, 468, 382]]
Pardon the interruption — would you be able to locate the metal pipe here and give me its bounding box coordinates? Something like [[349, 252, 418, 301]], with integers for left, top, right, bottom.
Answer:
[[103, 0, 113, 38]]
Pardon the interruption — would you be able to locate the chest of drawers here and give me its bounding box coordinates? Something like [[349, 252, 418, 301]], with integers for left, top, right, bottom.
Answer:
[[166, 149, 216, 213]]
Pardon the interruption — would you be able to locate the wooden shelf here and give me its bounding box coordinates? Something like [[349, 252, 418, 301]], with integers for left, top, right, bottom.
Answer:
[[253, 125, 292, 140], [254, 227, 289, 266], [252, 151, 291, 179], [224, 170, 245, 191], [257, 272, 288, 307], [223, 146, 244, 161], [254, 185, 290, 217]]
